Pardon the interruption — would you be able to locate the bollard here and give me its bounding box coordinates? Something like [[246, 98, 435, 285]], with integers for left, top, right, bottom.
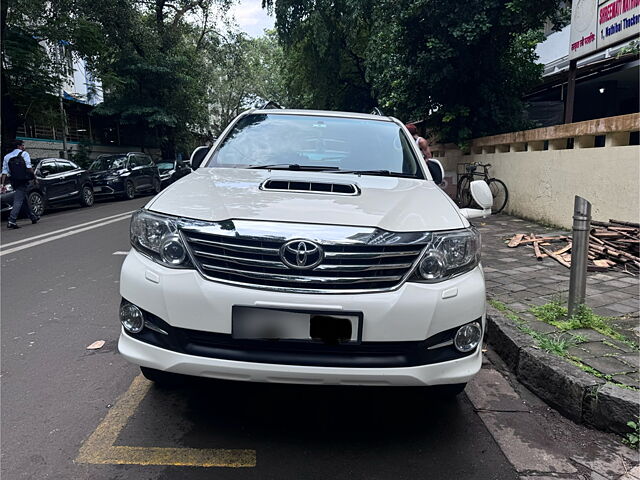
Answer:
[[568, 196, 591, 317]]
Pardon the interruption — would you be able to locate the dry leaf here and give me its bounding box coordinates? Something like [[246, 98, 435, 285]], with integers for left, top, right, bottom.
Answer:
[[86, 340, 105, 350]]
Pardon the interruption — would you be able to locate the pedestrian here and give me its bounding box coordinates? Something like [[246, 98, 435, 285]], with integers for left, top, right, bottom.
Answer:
[[1, 139, 39, 229], [405, 123, 443, 185]]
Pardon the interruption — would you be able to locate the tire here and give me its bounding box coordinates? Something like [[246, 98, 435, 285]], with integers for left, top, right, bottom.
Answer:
[[124, 181, 136, 200], [79, 185, 94, 207], [28, 191, 45, 217], [140, 367, 185, 388], [456, 175, 473, 208], [152, 177, 161, 194], [487, 178, 508, 214]]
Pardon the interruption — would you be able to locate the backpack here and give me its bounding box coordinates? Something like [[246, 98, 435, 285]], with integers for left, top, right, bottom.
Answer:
[[8, 152, 29, 187]]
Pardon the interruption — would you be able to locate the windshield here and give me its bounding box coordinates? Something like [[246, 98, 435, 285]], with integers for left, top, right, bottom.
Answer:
[[155, 162, 175, 171], [89, 155, 127, 171], [207, 114, 423, 178]]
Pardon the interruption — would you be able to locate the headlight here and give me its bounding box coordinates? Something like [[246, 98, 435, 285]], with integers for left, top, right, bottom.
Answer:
[[411, 227, 480, 283], [130, 209, 191, 268], [2, 184, 14, 193]]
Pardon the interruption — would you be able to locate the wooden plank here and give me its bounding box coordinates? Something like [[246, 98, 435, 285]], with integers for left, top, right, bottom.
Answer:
[[552, 243, 572, 255], [507, 234, 525, 248], [609, 219, 640, 228], [540, 245, 571, 268], [531, 234, 544, 261]]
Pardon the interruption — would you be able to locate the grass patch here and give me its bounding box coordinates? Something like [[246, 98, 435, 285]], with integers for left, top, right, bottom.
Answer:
[[488, 299, 508, 312], [530, 303, 639, 350]]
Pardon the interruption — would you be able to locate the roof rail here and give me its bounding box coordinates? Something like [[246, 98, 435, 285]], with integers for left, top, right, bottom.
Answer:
[[370, 107, 384, 116]]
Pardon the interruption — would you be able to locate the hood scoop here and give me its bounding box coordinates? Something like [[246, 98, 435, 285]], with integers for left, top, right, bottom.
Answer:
[[260, 179, 360, 196]]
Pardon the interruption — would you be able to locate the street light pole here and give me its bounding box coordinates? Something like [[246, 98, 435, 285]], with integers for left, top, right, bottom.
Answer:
[[58, 90, 68, 158]]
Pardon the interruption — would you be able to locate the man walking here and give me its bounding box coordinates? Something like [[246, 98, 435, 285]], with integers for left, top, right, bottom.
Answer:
[[1, 140, 39, 229]]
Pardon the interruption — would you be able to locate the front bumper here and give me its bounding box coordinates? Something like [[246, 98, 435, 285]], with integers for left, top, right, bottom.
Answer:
[[119, 248, 486, 386], [92, 179, 125, 196]]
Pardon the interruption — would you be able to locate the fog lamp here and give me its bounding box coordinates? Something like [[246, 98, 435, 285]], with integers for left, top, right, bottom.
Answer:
[[454, 321, 482, 353], [160, 234, 186, 265], [120, 303, 144, 333]]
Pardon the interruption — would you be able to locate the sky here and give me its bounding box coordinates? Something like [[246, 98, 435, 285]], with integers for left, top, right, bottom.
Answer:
[[227, 0, 275, 37]]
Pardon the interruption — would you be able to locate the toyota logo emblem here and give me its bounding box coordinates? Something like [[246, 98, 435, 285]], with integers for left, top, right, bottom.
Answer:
[[280, 240, 324, 270]]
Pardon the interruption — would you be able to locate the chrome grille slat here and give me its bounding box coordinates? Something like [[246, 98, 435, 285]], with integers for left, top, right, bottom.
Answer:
[[193, 250, 284, 267], [181, 228, 426, 292], [200, 263, 404, 284], [324, 250, 420, 259], [315, 263, 412, 271], [185, 236, 280, 254]]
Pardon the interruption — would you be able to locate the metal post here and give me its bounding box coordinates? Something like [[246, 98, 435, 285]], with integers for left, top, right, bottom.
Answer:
[[58, 93, 68, 158], [568, 196, 591, 316]]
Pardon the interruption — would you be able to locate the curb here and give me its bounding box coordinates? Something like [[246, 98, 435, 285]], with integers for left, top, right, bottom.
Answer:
[[485, 305, 640, 435]]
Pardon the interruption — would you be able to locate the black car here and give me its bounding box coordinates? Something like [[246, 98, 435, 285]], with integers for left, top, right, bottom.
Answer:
[[89, 152, 161, 199], [1, 158, 94, 217], [155, 159, 192, 188]]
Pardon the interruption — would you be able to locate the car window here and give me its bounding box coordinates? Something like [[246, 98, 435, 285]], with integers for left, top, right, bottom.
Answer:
[[39, 161, 58, 176], [89, 155, 127, 171], [137, 155, 152, 166], [155, 162, 174, 171], [56, 160, 76, 173], [208, 114, 422, 177]]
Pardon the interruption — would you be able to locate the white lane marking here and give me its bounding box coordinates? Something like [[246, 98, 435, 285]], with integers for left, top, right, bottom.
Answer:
[[0, 215, 132, 256], [1, 210, 136, 249], [112, 251, 129, 256]]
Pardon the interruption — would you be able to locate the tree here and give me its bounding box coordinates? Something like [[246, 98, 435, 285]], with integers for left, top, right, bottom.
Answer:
[[205, 30, 290, 135], [92, 0, 231, 158], [264, 0, 568, 144], [367, 0, 568, 144], [264, 0, 376, 112]]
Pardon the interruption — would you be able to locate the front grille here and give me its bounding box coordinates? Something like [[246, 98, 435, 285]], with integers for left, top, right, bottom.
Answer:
[[181, 230, 425, 292]]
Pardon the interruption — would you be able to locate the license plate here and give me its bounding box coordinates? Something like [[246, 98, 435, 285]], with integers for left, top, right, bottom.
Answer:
[[232, 306, 360, 343]]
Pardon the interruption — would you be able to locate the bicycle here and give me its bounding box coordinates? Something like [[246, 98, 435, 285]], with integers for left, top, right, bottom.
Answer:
[[456, 163, 509, 214]]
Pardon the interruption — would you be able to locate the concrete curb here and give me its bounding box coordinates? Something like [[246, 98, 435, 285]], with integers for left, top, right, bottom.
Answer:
[[486, 305, 640, 435]]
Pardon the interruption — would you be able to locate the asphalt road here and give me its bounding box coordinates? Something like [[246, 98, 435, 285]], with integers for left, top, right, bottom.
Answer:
[[0, 197, 518, 480]]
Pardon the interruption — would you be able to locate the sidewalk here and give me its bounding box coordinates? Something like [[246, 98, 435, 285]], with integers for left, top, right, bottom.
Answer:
[[478, 214, 639, 389]]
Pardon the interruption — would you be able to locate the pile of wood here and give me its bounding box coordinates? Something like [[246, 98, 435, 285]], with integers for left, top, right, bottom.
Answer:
[[507, 219, 640, 274]]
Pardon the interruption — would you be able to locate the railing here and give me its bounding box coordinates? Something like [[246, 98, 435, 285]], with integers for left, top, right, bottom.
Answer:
[[469, 113, 639, 154]]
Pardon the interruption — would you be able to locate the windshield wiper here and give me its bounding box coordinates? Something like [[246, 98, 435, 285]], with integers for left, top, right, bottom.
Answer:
[[248, 164, 340, 171], [334, 169, 416, 178]]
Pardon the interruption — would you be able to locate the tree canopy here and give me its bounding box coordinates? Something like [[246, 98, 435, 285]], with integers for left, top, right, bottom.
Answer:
[[265, 0, 568, 144]]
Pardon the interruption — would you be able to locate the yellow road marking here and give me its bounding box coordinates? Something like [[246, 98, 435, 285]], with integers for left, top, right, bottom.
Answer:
[[76, 374, 256, 467]]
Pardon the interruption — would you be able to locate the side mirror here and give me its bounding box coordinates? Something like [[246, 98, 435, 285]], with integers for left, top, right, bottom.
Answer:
[[460, 180, 493, 219], [189, 146, 210, 171], [40, 170, 48, 178]]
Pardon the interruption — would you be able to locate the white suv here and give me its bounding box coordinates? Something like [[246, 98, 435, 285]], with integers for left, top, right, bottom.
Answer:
[[118, 109, 493, 395]]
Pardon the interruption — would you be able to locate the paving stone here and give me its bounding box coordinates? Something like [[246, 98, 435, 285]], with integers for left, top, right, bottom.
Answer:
[[569, 329, 610, 342], [593, 306, 623, 318], [478, 411, 578, 474], [572, 451, 633, 480], [507, 302, 529, 313], [588, 294, 627, 308], [578, 341, 625, 357], [602, 280, 633, 288], [619, 353, 640, 369], [466, 368, 530, 413], [526, 320, 560, 335], [612, 374, 640, 388], [606, 303, 639, 314], [580, 356, 635, 375]]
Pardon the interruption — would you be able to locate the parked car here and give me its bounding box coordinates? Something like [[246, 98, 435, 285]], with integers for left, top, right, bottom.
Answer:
[[155, 159, 191, 188], [118, 109, 494, 395], [1, 158, 94, 217], [89, 153, 161, 200]]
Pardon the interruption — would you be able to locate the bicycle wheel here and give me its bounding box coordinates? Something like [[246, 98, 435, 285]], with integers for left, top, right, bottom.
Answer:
[[487, 178, 508, 214], [457, 176, 473, 208]]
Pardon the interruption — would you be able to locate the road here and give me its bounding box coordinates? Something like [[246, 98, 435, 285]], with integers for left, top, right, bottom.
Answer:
[[1, 198, 518, 480]]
